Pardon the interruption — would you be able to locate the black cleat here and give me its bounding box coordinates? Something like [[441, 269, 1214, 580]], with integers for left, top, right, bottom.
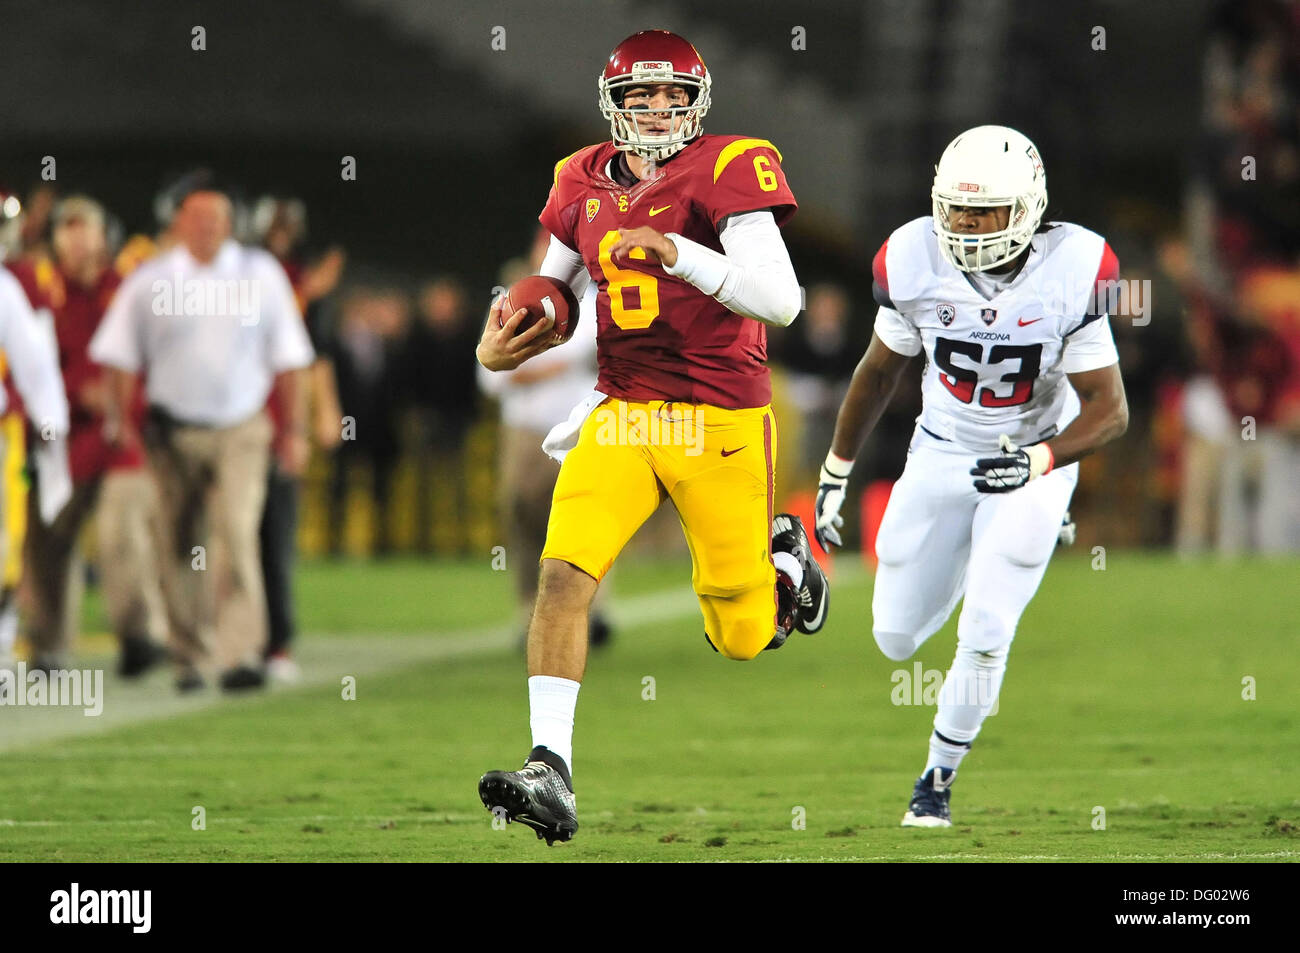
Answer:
[[902, 767, 955, 828], [176, 671, 206, 694], [588, 614, 614, 649], [478, 746, 578, 846], [771, 513, 830, 634], [219, 665, 266, 692], [119, 637, 168, 679]]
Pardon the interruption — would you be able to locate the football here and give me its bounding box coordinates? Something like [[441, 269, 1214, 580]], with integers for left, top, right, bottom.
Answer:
[[500, 275, 579, 344]]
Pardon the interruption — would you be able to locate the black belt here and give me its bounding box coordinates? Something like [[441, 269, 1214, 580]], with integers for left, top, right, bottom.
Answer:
[[148, 405, 220, 432]]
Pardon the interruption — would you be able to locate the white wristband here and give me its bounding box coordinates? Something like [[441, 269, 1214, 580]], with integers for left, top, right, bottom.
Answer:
[[822, 450, 854, 480], [1026, 443, 1054, 480]]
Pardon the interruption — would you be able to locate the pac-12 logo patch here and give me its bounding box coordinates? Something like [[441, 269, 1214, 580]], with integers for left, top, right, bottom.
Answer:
[[980, 308, 998, 326], [585, 198, 600, 223], [936, 303, 956, 326]]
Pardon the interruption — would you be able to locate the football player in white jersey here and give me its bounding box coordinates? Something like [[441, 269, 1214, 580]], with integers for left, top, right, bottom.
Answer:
[[815, 125, 1129, 827]]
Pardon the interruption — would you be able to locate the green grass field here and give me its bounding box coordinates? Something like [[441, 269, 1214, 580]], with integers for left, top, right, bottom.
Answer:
[[2, 553, 1297, 862]]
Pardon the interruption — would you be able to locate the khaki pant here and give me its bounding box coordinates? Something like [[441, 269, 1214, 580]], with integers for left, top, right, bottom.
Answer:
[[1217, 428, 1300, 554], [25, 468, 169, 663], [148, 410, 272, 675], [499, 425, 612, 627], [97, 469, 169, 647], [1175, 433, 1223, 556], [498, 425, 558, 606]]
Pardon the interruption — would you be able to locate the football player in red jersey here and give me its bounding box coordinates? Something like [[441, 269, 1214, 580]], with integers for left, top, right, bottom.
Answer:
[[476, 30, 830, 844]]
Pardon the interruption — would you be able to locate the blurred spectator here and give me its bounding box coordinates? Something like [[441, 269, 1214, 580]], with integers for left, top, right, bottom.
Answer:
[[23, 196, 169, 677], [253, 196, 345, 683], [325, 286, 407, 556], [479, 235, 611, 645], [771, 283, 862, 480], [406, 275, 479, 554], [0, 191, 71, 678], [14, 184, 57, 264], [0, 188, 26, 260], [1212, 316, 1294, 552], [773, 281, 917, 501], [90, 181, 315, 692], [1225, 263, 1300, 551], [1203, 0, 1300, 266], [1177, 1, 1300, 554]]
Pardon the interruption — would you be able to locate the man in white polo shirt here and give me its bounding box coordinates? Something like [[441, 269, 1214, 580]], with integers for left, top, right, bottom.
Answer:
[[90, 181, 315, 692], [477, 282, 614, 647]]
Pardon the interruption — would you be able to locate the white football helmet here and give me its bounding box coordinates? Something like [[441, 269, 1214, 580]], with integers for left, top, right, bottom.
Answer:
[[931, 125, 1048, 273]]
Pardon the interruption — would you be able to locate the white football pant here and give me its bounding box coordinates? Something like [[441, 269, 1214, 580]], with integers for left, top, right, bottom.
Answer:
[[872, 426, 1077, 744]]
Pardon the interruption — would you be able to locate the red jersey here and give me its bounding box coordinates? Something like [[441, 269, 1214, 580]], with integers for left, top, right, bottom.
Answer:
[[540, 135, 797, 409], [56, 265, 150, 480], [265, 254, 306, 443]]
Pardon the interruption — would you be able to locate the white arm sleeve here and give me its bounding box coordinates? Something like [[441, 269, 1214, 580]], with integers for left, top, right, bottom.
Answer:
[[1062, 314, 1119, 374], [0, 271, 69, 434], [538, 235, 590, 299], [663, 210, 802, 327], [872, 305, 922, 357]]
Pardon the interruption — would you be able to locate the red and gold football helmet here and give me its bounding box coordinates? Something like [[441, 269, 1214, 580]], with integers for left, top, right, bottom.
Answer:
[[598, 30, 711, 162]]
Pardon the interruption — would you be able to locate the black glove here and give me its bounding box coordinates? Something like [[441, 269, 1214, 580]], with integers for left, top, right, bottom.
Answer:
[[971, 434, 1043, 493]]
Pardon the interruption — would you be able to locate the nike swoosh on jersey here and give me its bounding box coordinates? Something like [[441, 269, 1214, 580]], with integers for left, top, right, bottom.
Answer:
[[1017, 317, 1043, 326], [720, 446, 747, 457], [648, 205, 672, 216]]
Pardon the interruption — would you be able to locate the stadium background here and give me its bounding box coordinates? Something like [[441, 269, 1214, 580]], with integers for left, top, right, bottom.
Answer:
[[4, 0, 1290, 559]]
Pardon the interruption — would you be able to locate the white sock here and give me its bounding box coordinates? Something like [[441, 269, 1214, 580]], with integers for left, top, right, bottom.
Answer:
[[529, 675, 580, 773], [772, 551, 803, 589], [928, 645, 1006, 777], [925, 731, 971, 775]]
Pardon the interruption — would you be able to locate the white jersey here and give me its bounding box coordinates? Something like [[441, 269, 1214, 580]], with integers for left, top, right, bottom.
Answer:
[[872, 216, 1119, 451], [0, 267, 69, 433]]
